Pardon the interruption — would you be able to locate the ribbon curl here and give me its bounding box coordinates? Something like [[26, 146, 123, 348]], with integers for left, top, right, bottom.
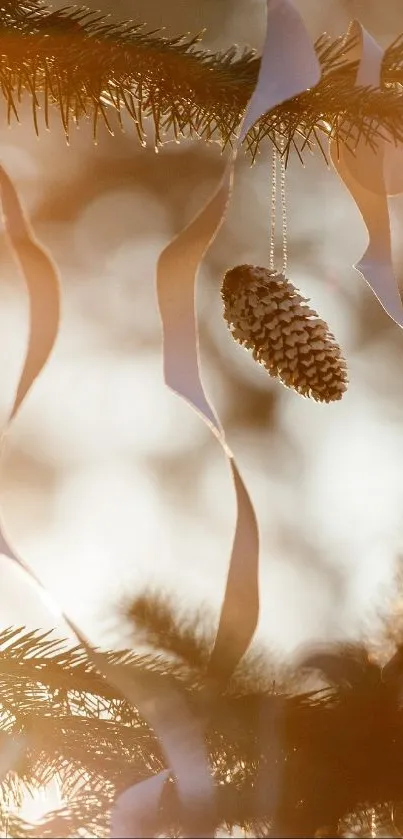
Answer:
[[0, 169, 215, 839], [144, 0, 321, 833], [0, 165, 61, 422], [0, 730, 26, 782], [330, 20, 403, 328], [0, 161, 60, 587], [0, 161, 61, 817], [157, 0, 320, 681]]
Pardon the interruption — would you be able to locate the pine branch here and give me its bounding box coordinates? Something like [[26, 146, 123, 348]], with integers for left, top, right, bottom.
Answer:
[[2, 603, 403, 836], [1, 2, 403, 162], [0, 629, 167, 816], [6, 789, 113, 838], [0, 625, 191, 711]]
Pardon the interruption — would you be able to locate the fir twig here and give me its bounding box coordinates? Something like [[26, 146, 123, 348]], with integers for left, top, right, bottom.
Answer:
[[0, 2, 403, 162], [3, 603, 403, 836]]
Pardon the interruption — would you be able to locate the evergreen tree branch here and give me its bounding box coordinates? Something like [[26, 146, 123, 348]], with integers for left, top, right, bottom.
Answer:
[[1, 2, 403, 162], [2, 595, 403, 836]]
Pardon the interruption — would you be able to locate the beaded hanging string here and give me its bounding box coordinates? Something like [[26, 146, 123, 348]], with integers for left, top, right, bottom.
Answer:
[[269, 139, 277, 272], [280, 133, 288, 275], [269, 131, 288, 275]]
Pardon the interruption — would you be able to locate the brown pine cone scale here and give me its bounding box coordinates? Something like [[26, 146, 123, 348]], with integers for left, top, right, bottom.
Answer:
[[221, 264, 348, 403]]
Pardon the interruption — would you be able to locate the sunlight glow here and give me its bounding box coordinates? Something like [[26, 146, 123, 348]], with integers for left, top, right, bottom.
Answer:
[[9, 779, 64, 831]]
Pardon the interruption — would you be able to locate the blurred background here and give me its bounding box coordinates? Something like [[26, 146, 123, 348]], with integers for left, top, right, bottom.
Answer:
[[0, 0, 403, 658]]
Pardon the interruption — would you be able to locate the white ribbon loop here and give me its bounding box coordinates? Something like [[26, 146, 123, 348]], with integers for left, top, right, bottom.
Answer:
[[0, 166, 210, 837], [330, 21, 403, 328], [0, 165, 61, 421], [157, 0, 320, 681], [0, 730, 26, 782], [111, 771, 171, 838], [339, 21, 403, 197], [0, 535, 215, 838], [240, 0, 321, 143], [335, 22, 385, 195], [353, 21, 383, 88], [150, 1, 320, 833], [93, 662, 215, 838], [157, 165, 233, 436]]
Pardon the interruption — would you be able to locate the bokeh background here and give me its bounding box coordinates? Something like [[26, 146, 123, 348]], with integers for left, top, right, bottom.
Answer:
[[1, 0, 403, 658]]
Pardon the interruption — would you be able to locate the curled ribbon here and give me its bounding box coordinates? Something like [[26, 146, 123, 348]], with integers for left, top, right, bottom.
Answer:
[[0, 730, 26, 782], [147, 0, 320, 833], [330, 21, 403, 328], [110, 771, 171, 838], [0, 164, 61, 423], [0, 532, 217, 837], [0, 162, 60, 813], [0, 168, 215, 837], [0, 161, 60, 556], [157, 0, 320, 681]]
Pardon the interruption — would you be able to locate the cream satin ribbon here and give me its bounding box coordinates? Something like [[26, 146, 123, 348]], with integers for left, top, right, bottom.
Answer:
[[110, 770, 171, 838], [0, 730, 26, 782], [0, 163, 60, 784], [157, 0, 321, 683], [0, 161, 61, 577], [330, 20, 403, 328], [0, 1, 321, 835], [0, 152, 215, 839], [134, 0, 320, 834], [0, 164, 61, 422], [0, 166, 215, 835]]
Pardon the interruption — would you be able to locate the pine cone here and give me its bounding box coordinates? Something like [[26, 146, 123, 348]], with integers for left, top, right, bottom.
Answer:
[[221, 265, 348, 403]]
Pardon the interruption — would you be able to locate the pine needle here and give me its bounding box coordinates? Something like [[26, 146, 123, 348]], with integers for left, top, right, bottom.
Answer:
[[2, 612, 403, 836], [0, 2, 403, 162]]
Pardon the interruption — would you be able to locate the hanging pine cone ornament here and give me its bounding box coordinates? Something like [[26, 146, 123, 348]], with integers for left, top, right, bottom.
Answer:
[[222, 265, 348, 403]]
